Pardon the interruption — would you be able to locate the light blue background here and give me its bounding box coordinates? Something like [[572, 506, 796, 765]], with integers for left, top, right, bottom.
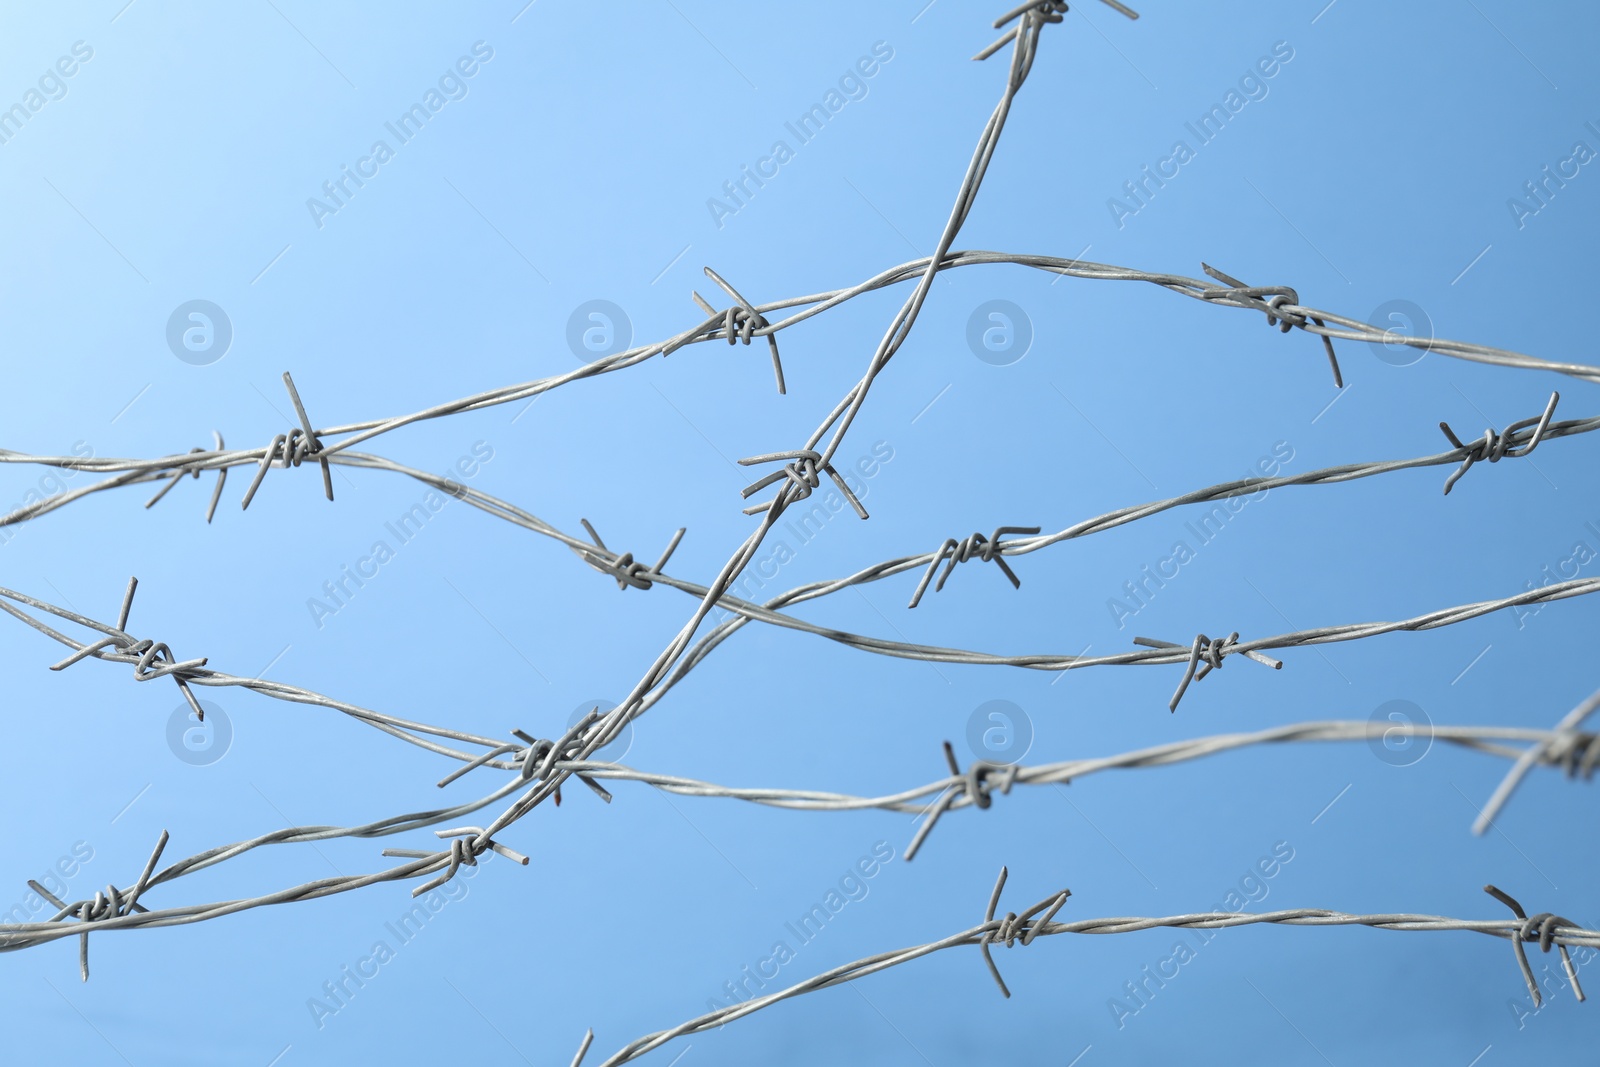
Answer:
[[1, 1, 1597, 1064]]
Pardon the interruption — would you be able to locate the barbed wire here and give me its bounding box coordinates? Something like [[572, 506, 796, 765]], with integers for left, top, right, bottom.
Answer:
[[4, 258, 1594, 533], [3, 595, 1591, 964], [6, 400, 1600, 719], [1, 1, 1596, 1058], [9, 551, 1600, 784], [577, 871, 1596, 1067], [2, 409, 1589, 661]]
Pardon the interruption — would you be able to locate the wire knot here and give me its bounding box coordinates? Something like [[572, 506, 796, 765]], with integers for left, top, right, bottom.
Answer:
[[1548, 730, 1600, 780], [144, 431, 229, 524], [665, 267, 787, 394], [908, 526, 1040, 608], [1133, 632, 1283, 712], [949, 739, 1017, 811], [49, 578, 210, 721], [975, 867, 1071, 997], [1485, 885, 1586, 1007], [974, 2, 1072, 61], [383, 826, 530, 898], [1199, 263, 1343, 388], [241, 372, 335, 509], [905, 742, 1020, 861], [575, 520, 685, 591], [436, 708, 618, 806], [738, 448, 868, 520], [29, 831, 167, 981], [1438, 391, 1559, 495]]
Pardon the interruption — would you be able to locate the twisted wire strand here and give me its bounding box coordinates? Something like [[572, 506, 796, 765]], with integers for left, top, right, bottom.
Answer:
[[1475, 685, 1600, 834], [324, 433, 1600, 686], [464, 2, 1087, 863], [1, 12, 1070, 834], [10, 489, 1600, 795], [3, 241, 1596, 532], [0, 10, 1593, 1056], [5, 242, 1595, 531], [8, 424, 1600, 800], [3, 708, 1590, 964], [7, 402, 1597, 672], [578, 870, 1599, 1067]]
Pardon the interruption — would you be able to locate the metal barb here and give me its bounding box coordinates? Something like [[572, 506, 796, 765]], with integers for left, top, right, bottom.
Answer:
[[737, 449, 868, 519], [1475, 685, 1600, 834], [907, 526, 1041, 608], [976, 866, 1071, 997], [1484, 884, 1585, 1007], [1438, 392, 1560, 495], [50, 577, 209, 721], [702, 267, 787, 395], [240, 372, 334, 510], [143, 431, 228, 522], [977, 2, 1067, 62], [1200, 263, 1343, 388], [570, 1030, 595, 1067], [61, 830, 169, 981], [576, 519, 686, 591], [904, 741, 1019, 861], [1133, 632, 1282, 712]]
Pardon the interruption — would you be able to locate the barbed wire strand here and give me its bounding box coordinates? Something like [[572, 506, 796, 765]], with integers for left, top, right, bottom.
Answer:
[[0, 5, 1593, 1058], [1475, 684, 1600, 834], [4, 690, 1591, 963], [6, 250, 1595, 531], [5, 393, 1598, 719], [577, 870, 1596, 1066]]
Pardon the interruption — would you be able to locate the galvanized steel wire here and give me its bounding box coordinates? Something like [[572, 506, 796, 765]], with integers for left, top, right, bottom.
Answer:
[[1, 1, 1596, 1060]]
